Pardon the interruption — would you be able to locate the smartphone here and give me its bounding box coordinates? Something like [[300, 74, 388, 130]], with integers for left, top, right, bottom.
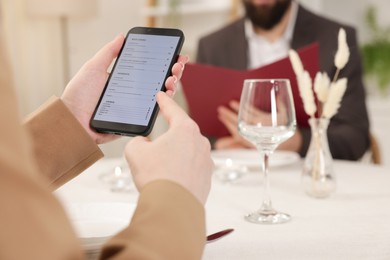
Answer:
[[90, 27, 185, 136]]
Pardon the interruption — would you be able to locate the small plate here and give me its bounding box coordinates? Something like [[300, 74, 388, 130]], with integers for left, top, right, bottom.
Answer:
[[211, 149, 300, 169], [64, 202, 136, 251]]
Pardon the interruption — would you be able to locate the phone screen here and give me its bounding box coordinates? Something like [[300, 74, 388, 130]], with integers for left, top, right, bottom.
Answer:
[[91, 27, 184, 136]]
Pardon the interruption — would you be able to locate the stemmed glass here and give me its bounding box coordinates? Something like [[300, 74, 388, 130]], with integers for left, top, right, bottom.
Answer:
[[238, 79, 296, 224]]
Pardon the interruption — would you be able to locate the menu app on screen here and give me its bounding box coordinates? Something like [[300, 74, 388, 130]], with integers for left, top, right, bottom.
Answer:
[[91, 27, 184, 136]]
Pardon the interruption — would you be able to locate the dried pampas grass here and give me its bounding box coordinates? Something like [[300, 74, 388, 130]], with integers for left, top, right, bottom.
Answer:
[[334, 28, 350, 71], [289, 49, 304, 76], [298, 71, 317, 117], [314, 72, 330, 103], [288, 27, 350, 120], [322, 78, 347, 119]]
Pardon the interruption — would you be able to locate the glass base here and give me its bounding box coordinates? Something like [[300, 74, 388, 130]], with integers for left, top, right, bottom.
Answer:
[[245, 209, 291, 224], [99, 166, 134, 193], [302, 176, 336, 199], [214, 165, 248, 183]]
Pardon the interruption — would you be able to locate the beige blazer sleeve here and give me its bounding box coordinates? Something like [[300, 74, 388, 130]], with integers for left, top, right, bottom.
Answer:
[[23, 96, 104, 188], [100, 181, 206, 260], [1, 33, 205, 259], [0, 37, 85, 259], [1, 90, 206, 259]]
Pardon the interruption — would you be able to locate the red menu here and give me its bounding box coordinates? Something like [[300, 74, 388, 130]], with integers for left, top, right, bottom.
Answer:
[[181, 43, 320, 137]]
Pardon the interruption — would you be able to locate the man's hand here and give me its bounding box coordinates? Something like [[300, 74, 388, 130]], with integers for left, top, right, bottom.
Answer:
[[215, 100, 254, 150], [216, 100, 302, 152]]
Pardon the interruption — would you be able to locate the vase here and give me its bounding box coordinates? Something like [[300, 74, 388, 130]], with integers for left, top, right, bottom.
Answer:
[[302, 118, 336, 198]]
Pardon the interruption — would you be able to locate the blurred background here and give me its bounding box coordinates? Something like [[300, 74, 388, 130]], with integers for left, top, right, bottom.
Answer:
[[1, 0, 389, 163]]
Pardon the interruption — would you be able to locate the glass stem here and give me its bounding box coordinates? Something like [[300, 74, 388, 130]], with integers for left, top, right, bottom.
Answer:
[[261, 151, 272, 211]]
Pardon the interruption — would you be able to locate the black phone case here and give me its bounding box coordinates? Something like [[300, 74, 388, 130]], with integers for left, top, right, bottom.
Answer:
[[90, 27, 184, 136]]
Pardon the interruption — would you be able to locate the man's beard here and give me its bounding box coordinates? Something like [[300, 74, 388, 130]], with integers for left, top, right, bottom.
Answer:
[[244, 0, 292, 30]]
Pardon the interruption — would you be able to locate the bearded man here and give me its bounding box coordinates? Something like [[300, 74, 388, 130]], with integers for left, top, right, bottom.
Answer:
[[196, 0, 370, 161]]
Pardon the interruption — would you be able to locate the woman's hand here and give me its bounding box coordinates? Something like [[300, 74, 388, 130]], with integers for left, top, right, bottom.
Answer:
[[61, 34, 188, 144]]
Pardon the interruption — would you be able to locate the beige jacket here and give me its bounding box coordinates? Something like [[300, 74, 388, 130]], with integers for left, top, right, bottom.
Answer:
[[0, 36, 205, 259]]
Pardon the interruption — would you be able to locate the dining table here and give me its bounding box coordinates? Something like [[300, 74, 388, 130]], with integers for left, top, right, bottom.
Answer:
[[55, 150, 390, 260]]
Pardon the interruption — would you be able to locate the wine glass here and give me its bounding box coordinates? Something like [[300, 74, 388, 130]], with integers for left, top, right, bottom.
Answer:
[[238, 79, 296, 224]]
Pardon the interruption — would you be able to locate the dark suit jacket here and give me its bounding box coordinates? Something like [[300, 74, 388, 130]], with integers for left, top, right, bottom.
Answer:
[[196, 4, 370, 160]]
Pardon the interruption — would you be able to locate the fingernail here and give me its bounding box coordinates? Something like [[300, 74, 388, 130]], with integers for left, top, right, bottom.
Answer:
[[166, 90, 174, 97], [117, 33, 124, 39], [183, 55, 189, 64], [173, 75, 178, 84]]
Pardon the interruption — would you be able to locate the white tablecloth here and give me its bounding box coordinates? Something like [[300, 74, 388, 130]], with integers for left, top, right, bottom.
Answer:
[[56, 156, 390, 260]]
